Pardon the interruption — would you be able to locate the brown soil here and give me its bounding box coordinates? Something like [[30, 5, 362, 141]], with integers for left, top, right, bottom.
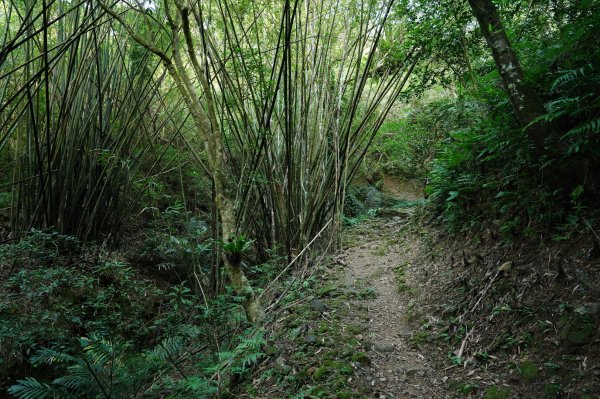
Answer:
[[336, 214, 452, 398], [380, 176, 423, 201]]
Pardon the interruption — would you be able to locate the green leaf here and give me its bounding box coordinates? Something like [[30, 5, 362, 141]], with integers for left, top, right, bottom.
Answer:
[[446, 191, 459, 202], [8, 378, 54, 399]]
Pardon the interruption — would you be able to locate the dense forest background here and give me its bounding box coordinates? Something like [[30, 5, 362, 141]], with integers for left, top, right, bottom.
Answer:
[[0, 0, 599, 397]]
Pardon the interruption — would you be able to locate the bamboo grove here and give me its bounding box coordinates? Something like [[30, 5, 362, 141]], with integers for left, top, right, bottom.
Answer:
[[0, 0, 414, 319]]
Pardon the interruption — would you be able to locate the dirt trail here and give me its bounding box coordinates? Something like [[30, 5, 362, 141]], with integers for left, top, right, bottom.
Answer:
[[253, 182, 457, 398], [337, 211, 451, 399]]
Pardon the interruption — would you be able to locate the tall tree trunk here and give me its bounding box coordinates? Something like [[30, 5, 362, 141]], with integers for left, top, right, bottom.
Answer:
[[467, 0, 551, 152], [98, 0, 264, 324]]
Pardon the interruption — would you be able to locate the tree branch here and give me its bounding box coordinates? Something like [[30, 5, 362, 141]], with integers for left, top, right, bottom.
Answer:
[[96, 0, 171, 65]]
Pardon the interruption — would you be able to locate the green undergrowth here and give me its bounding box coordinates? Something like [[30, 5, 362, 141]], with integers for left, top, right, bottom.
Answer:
[[394, 263, 410, 294], [343, 184, 422, 227], [422, 2, 600, 239], [365, 93, 472, 180], [0, 230, 268, 398]]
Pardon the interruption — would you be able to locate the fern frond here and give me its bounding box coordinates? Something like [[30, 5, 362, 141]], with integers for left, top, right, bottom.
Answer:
[[177, 324, 202, 338], [456, 174, 477, 191], [8, 377, 56, 399], [240, 351, 265, 368], [54, 367, 94, 391], [149, 336, 186, 362], [51, 377, 86, 392], [551, 64, 592, 92], [31, 349, 79, 366], [218, 351, 235, 361], [81, 335, 128, 372], [84, 350, 110, 370], [179, 376, 219, 395], [563, 118, 600, 139], [546, 96, 580, 112]]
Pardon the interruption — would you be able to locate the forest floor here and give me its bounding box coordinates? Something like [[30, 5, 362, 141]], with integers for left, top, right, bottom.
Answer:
[[247, 183, 454, 398], [332, 210, 451, 398], [248, 179, 599, 399], [329, 179, 452, 398]]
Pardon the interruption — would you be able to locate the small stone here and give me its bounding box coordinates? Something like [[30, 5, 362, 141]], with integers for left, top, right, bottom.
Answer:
[[374, 343, 395, 353], [275, 356, 292, 374], [498, 261, 513, 273], [304, 334, 317, 344], [310, 298, 327, 313]]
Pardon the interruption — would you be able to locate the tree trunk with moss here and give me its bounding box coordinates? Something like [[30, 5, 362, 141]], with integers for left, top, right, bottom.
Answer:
[[467, 0, 597, 191], [467, 0, 551, 152]]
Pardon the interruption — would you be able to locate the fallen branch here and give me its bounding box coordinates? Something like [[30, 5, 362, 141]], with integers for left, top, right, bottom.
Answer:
[[468, 271, 500, 314], [259, 218, 333, 302], [456, 326, 475, 367]]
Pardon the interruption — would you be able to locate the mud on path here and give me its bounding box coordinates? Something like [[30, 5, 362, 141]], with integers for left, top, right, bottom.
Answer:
[[336, 211, 451, 399]]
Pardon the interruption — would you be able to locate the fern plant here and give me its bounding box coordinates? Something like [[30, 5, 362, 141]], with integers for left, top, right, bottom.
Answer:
[[205, 328, 265, 379], [8, 333, 195, 399], [221, 235, 253, 256], [220, 235, 254, 265], [9, 336, 134, 399], [543, 62, 600, 157]]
